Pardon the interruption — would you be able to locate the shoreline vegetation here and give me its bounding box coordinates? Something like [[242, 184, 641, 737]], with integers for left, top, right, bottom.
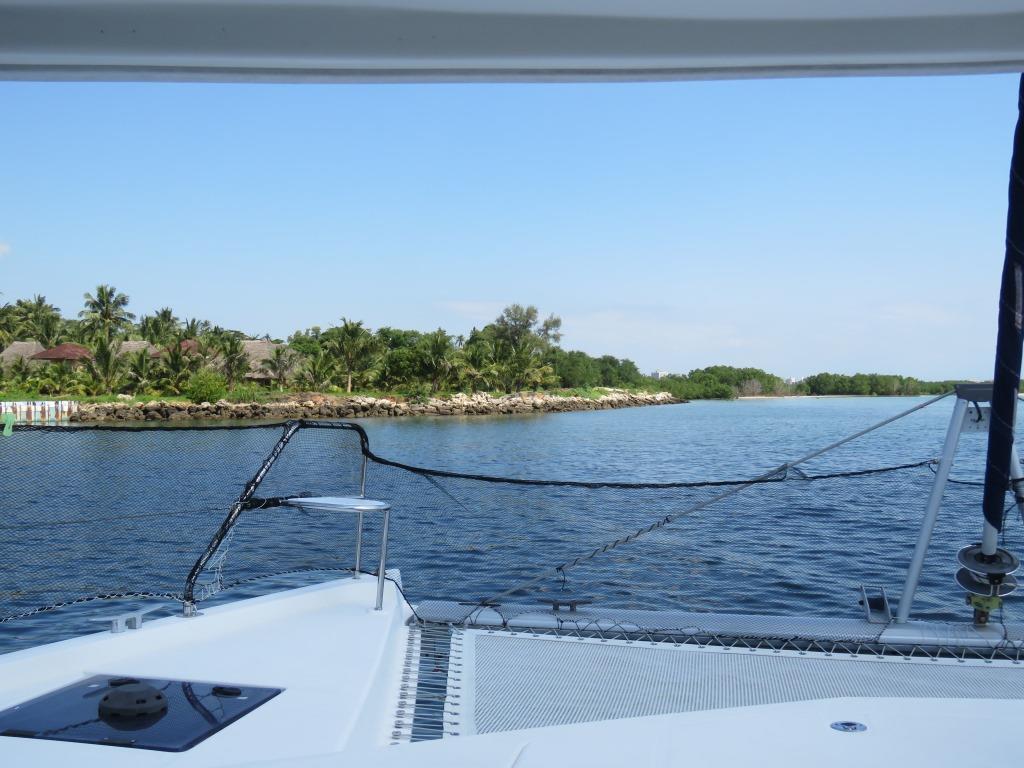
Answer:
[[0, 287, 963, 422]]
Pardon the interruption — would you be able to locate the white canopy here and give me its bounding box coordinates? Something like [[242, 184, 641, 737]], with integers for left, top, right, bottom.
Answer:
[[1, 0, 1023, 83]]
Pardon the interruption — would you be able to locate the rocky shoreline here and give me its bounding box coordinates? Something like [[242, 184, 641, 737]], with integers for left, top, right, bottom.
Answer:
[[69, 389, 682, 423]]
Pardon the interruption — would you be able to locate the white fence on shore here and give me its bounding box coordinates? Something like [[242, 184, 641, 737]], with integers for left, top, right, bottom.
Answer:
[[0, 401, 79, 423]]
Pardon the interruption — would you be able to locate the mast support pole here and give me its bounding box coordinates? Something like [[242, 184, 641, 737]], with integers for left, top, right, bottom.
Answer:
[[895, 396, 968, 623]]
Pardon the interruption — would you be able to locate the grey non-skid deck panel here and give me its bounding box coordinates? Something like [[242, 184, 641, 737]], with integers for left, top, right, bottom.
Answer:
[[414, 601, 890, 642], [460, 631, 1024, 735]]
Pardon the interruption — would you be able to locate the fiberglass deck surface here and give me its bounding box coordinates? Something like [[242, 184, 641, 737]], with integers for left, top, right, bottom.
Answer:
[[0, 579, 409, 767]]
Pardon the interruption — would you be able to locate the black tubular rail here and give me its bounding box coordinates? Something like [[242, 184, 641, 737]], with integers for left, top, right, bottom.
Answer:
[[181, 420, 370, 612]]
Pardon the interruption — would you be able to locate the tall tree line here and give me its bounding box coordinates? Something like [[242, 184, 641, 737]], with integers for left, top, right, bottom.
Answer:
[[0, 292, 644, 397], [0, 288, 963, 399]]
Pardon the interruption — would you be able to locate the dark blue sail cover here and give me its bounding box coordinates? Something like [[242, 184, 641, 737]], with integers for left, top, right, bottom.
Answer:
[[983, 75, 1024, 533]]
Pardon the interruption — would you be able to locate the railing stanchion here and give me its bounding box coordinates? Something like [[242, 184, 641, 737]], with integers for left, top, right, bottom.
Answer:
[[376, 506, 391, 611], [356, 454, 367, 578], [354, 511, 364, 578]]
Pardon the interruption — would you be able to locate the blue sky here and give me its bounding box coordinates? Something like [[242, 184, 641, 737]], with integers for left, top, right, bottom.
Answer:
[[0, 74, 1019, 380]]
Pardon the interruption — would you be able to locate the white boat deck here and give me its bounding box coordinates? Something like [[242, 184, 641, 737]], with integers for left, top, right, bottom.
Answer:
[[260, 696, 1024, 768], [2, 579, 1023, 767], [0, 577, 411, 766]]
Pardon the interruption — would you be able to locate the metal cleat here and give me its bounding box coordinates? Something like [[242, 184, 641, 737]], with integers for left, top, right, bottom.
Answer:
[[89, 606, 163, 633], [539, 595, 593, 612], [859, 585, 891, 624]]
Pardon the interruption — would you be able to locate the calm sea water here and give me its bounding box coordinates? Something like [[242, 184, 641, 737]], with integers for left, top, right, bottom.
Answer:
[[2, 396, 1020, 653], [360, 395, 953, 478]]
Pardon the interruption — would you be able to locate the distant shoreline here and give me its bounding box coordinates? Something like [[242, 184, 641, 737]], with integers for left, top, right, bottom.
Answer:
[[67, 389, 683, 423]]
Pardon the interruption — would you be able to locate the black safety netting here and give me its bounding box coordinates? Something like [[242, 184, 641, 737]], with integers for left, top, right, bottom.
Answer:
[[359, 436, 1022, 634], [2, 410, 1022, 653], [0, 425, 287, 648]]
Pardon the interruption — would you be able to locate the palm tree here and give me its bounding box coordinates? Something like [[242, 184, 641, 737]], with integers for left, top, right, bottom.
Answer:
[[466, 332, 555, 393], [36, 362, 82, 396], [14, 295, 61, 341], [34, 314, 64, 348], [327, 318, 376, 393], [155, 307, 178, 335], [6, 357, 32, 389], [62, 319, 90, 344], [126, 349, 157, 395], [84, 337, 124, 394], [138, 315, 162, 344], [506, 336, 556, 391], [180, 317, 207, 340], [261, 347, 296, 391], [157, 344, 197, 395], [80, 284, 135, 342], [369, 347, 414, 391], [419, 329, 458, 393], [137, 306, 179, 345], [0, 304, 18, 349], [463, 338, 505, 392], [297, 349, 336, 391], [455, 352, 488, 393], [217, 335, 250, 387], [188, 336, 218, 370]]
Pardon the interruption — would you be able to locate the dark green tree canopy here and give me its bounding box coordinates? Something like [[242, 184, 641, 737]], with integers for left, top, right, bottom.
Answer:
[[0, 288, 961, 401]]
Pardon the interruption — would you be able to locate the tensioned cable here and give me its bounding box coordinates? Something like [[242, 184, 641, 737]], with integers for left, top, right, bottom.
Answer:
[[238, 459, 937, 513], [469, 391, 954, 609]]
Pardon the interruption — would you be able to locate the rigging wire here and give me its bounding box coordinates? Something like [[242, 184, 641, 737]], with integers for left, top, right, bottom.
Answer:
[[471, 392, 954, 609]]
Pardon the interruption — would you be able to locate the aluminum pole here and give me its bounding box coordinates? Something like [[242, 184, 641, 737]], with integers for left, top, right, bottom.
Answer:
[[895, 397, 968, 623], [354, 455, 367, 578], [375, 506, 391, 611], [353, 511, 363, 578]]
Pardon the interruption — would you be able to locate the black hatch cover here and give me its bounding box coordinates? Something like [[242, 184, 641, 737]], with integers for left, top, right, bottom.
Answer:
[[0, 674, 282, 751]]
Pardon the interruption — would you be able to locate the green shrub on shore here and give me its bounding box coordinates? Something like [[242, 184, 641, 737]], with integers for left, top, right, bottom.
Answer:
[[185, 369, 227, 404], [0, 390, 41, 402], [549, 387, 610, 400], [397, 382, 432, 404], [226, 384, 267, 404]]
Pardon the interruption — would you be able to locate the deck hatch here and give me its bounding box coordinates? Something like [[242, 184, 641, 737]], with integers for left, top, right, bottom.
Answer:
[[0, 674, 282, 752]]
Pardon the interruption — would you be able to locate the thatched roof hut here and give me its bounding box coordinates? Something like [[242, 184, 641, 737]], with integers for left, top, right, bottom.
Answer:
[[0, 340, 45, 367], [119, 340, 157, 357], [31, 342, 92, 362], [242, 339, 282, 381], [147, 339, 200, 358]]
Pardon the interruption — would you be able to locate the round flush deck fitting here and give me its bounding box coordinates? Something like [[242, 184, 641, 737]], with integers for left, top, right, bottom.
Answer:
[[830, 721, 867, 732]]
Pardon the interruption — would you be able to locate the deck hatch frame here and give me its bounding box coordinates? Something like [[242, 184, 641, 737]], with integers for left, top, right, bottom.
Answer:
[[0, 674, 282, 752]]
